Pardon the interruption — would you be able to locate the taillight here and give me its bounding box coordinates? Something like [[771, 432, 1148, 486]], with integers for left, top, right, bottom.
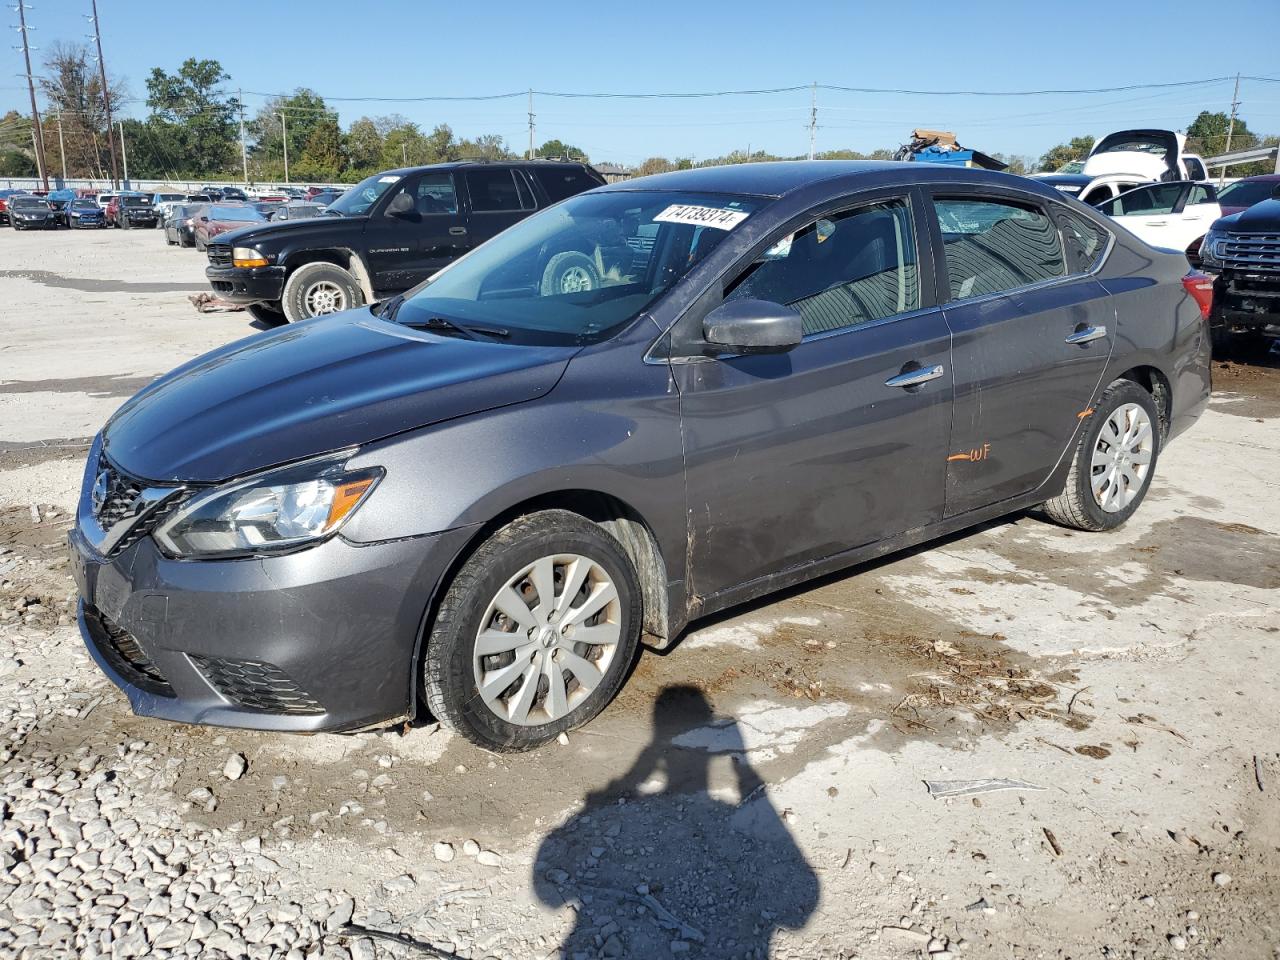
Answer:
[[1182, 272, 1213, 320]]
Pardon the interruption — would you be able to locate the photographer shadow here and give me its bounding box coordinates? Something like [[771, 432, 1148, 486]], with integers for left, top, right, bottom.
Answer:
[[534, 686, 819, 959]]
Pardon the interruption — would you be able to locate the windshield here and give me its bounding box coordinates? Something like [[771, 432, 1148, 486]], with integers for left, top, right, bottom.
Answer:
[[325, 173, 401, 216], [71, 200, 98, 210], [1217, 179, 1278, 208], [123, 196, 152, 206], [393, 190, 763, 346], [11, 197, 48, 210], [156, 193, 184, 201], [210, 204, 266, 221]]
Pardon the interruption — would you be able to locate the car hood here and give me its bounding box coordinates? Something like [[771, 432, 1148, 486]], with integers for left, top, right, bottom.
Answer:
[[103, 308, 578, 483], [217, 214, 366, 248], [1219, 198, 1280, 232]]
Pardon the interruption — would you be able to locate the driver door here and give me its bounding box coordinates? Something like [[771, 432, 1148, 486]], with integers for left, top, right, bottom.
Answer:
[[365, 173, 468, 292]]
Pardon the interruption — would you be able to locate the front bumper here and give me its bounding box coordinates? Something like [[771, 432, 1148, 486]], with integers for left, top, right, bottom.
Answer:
[[1211, 270, 1280, 334], [69, 521, 473, 732], [205, 264, 287, 304]]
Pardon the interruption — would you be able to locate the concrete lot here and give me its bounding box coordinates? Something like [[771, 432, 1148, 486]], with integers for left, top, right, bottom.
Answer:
[[1, 227, 1278, 959]]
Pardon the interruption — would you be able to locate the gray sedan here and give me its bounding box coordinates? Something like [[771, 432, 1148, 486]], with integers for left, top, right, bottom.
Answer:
[[70, 162, 1210, 751]]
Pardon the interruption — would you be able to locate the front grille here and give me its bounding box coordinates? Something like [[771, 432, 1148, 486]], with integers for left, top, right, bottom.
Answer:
[[207, 243, 232, 266], [1221, 233, 1280, 273], [84, 606, 174, 697], [91, 453, 182, 555], [190, 656, 324, 715]]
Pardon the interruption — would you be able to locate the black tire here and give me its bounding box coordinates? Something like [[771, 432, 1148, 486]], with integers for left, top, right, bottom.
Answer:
[[1040, 379, 1161, 532], [245, 302, 286, 326], [280, 261, 363, 322], [120, 216, 130, 230], [540, 251, 600, 296], [422, 510, 643, 752]]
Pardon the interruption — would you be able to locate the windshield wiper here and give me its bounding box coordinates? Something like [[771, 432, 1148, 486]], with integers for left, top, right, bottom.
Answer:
[[398, 315, 510, 341], [376, 294, 405, 321]]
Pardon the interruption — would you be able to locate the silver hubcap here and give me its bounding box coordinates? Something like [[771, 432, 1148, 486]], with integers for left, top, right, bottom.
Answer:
[[473, 554, 621, 726], [304, 280, 347, 315], [559, 266, 594, 293], [1091, 402, 1153, 513]]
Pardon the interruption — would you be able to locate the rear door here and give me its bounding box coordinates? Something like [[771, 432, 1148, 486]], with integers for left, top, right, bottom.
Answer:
[[364, 172, 467, 291], [461, 168, 537, 249], [929, 191, 1114, 517]]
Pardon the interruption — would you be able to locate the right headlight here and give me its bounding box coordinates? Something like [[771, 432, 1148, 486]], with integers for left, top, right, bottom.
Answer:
[[154, 453, 382, 559]]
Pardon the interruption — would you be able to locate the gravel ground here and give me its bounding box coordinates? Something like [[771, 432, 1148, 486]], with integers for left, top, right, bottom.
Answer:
[[1, 227, 1279, 959]]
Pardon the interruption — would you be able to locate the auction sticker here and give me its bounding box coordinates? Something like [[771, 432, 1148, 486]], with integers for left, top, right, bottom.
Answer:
[[654, 204, 749, 230]]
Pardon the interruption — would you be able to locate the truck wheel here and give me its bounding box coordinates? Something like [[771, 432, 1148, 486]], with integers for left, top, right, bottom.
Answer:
[[540, 251, 600, 296], [1040, 379, 1161, 532], [422, 510, 642, 752], [281, 262, 364, 322]]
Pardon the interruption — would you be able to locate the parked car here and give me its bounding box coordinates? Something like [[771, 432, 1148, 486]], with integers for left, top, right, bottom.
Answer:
[[1033, 172, 1154, 206], [0, 187, 25, 224], [1083, 129, 1207, 182], [270, 201, 325, 222], [204, 159, 606, 323], [199, 186, 225, 201], [307, 189, 344, 207], [111, 195, 157, 231], [95, 193, 116, 210], [164, 204, 204, 247], [193, 202, 269, 251], [151, 191, 188, 224], [8, 195, 57, 229], [66, 197, 106, 229], [1096, 181, 1221, 264], [1199, 195, 1280, 347], [250, 200, 284, 220], [1214, 174, 1280, 217], [72, 162, 1210, 750]]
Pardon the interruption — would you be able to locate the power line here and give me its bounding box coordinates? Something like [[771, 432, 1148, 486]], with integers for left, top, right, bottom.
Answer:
[[13, 0, 49, 190]]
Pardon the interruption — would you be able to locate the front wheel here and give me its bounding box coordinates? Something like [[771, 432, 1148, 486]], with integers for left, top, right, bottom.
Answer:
[[423, 510, 643, 752], [1040, 379, 1161, 532], [540, 251, 600, 296], [281, 262, 364, 322]]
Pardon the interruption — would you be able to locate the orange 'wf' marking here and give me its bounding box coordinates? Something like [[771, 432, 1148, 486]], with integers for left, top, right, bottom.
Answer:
[[1077, 407, 1095, 419], [948, 443, 992, 463]]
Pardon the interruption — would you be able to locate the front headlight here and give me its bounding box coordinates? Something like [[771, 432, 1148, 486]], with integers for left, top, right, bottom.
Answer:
[[153, 454, 382, 559], [232, 246, 270, 268], [1199, 229, 1227, 267]]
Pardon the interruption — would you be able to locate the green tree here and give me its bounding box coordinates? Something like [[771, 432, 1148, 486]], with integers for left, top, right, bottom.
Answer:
[[0, 148, 35, 177], [145, 58, 240, 176], [295, 117, 343, 181], [1037, 135, 1095, 173], [250, 89, 336, 181], [343, 116, 383, 176], [536, 138, 584, 160], [456, 133, 512, 161]]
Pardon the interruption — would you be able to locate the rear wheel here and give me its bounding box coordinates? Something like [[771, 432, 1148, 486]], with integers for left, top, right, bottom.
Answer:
[[1041, 379, 1160, 532], [281, 262, 363, 322], [423, 510, 642, 752]]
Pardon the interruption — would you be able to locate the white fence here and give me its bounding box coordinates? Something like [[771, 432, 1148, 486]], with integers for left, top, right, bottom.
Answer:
[[0, 177, 353, 193]]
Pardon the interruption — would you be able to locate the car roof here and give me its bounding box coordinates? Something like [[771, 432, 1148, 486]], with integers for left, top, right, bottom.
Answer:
[[375, 159, 594, 178], [1234, 174, 1280, 182], [594, 160, 1062, 201]]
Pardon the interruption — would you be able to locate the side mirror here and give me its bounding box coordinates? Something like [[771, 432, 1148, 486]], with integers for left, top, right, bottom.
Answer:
[[385, 192, 414, 217], [702, 299, 803, 355]]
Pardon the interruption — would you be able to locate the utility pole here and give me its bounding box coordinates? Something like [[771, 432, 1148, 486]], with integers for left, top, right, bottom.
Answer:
[[527, 89, 535, 160], [238, 88, 248, 185], [278, 112, 289, 183], [15, 0, 49, 191], [808, 81, 817, 161], [401, 142, 407, 165], [88, 0, 117, 188], [1219, 73, 1241, 186], [118, 119, 127, 185], [56, 110, 66, 179]]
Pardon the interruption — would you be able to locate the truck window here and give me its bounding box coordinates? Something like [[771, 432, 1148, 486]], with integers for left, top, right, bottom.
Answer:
[[466, 170, 530, 213], [532, 167, 600, 203]]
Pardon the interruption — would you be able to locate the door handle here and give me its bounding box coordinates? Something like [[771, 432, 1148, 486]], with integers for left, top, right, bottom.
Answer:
[[884, 364, 945, 389], [1065, 324, 1108, 345], [1143, 219, 1169, 226], [448, 226, 467, 236]]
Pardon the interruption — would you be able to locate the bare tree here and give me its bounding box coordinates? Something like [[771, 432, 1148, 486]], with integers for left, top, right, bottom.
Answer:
[[39, 42, 128, 178]]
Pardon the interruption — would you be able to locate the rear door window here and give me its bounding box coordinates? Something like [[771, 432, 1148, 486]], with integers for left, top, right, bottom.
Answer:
[[933, 198, 1066, 300], [726, 198, 920, 336], [465, 169, 532, 213], [1097, 183, 1184, 217], [532, 166, 601, 203], [1056, 208, 1111, 274]]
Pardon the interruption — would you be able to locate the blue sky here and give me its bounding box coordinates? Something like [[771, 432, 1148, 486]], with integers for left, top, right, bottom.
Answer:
[[4, 0, 1279, 165]]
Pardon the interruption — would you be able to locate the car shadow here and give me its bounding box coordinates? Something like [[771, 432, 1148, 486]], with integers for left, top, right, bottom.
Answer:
[[533, 685, 819, 959]]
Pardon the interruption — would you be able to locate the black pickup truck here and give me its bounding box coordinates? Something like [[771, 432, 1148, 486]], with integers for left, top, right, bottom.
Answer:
[[205, 159, 605, 323], [1199, 189, 1280, 348]]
